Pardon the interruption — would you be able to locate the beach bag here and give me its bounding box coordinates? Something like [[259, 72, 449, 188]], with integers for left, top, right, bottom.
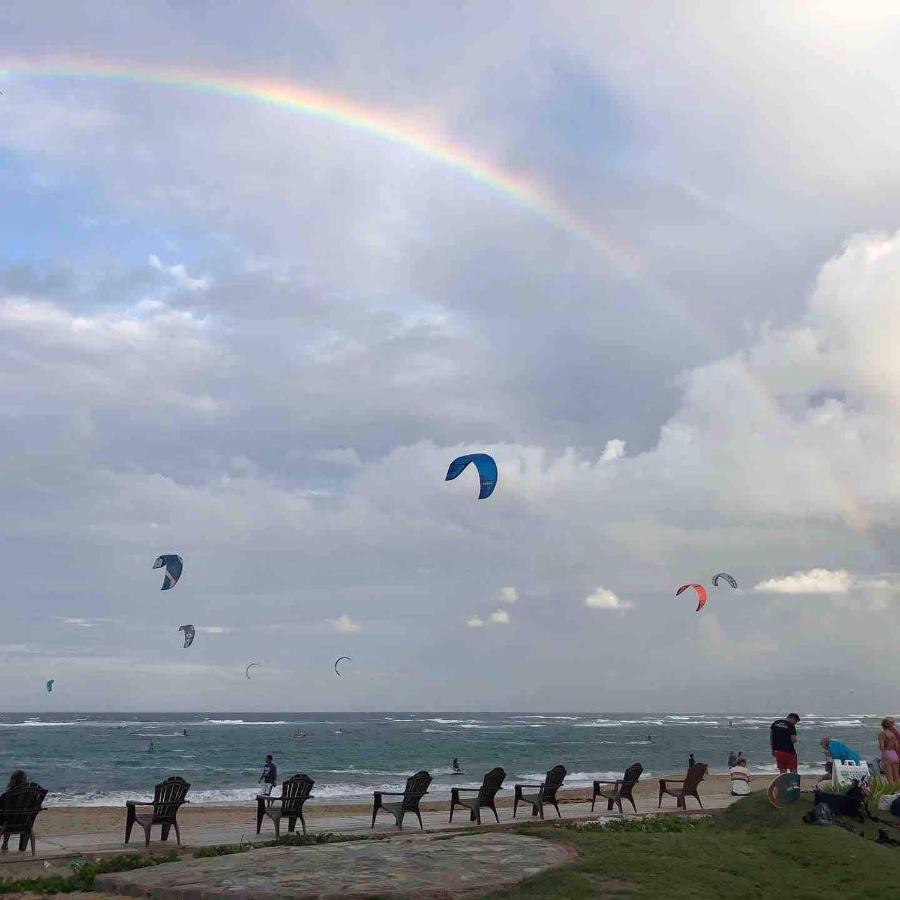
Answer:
[[878, 792, 900, 812], [803, 803, 834, 826]]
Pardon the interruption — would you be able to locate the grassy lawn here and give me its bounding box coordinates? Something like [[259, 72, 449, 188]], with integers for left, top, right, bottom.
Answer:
[[487, 793, 900, 899]]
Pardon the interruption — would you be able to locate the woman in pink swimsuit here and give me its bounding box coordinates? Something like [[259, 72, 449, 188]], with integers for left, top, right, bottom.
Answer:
[[879, 717, 900, 782]]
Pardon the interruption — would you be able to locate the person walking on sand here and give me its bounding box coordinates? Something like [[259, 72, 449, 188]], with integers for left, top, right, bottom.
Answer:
[[688, 753, 695, 769], [259, 754, 277, 796], [770, 713, 800, 773], [879, 718, 900, 782]]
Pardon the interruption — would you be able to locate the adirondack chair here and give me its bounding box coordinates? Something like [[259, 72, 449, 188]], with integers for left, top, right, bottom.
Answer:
[[371, 770, 432, 830], [124, 776, 191, 847], [0, 782, 47, 855], [513, 765, 567, 820], [260, 774, 315, 837], [592, 762, 643, 814], [449, 766, 506, 825], [658, 763, 708, 809]]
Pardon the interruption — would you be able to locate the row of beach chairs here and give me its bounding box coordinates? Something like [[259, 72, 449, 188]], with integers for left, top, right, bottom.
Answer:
[[0, 762, 709, 853]]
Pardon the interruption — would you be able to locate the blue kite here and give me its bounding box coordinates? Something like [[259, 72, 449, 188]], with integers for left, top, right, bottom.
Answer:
[[445, 453, 497, 499], [153, 555, 183, 591]]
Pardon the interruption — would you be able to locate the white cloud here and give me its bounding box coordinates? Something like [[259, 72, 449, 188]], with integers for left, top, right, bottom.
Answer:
[[149, 254, 211, 291], [754, 569, 854, 595], [314, 447, 364, 468], [57, 617, 96, 628], [326, 614, 361, 634], [601, 439, 626, 462], [466, 616, 485, 628], [488, 609, 510, 624], [498, 586, 518, 604], [584, 587, 632, 611]]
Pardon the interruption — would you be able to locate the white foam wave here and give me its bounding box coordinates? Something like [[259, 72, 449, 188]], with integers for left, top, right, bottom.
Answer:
[[575, 719, 664, 728], [203, 720, 291, 725], [517, 770, 646, 787], [512, 715, 582, 721]]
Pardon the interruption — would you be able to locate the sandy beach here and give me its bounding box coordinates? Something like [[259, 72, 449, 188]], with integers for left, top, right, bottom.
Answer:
[[34, 772, 813, 837]]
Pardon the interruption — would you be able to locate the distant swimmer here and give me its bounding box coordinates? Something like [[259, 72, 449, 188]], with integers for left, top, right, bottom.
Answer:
[[183, 729, 188, 736], [647, 734, 652, 743], [729, 720, 734, 727], [148, 741, 154, 752]]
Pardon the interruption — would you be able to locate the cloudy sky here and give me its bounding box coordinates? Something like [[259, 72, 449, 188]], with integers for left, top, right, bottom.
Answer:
[[2, 2, 900, 712]]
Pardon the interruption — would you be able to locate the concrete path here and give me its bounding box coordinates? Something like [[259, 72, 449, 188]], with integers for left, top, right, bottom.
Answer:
[[96, 832, 576, 899]]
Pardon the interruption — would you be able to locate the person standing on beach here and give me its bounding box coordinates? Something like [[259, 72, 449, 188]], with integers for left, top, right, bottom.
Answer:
[[879, 718, 900, 781], [770, 713, 800, 773], [259, 754, 277, 796], [688, 753, 695, 769]]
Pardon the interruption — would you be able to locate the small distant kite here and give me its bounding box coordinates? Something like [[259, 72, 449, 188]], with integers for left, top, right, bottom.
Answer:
[[178, 625, 195, 649], [245, 662, 259, 680], [676, 583, 708, 612], [445, 453, 497, 500], [334, 656, 351, 676], [712, 572, 738, 589], [153, 555, 183, 591], [46, 679, 54, 693]]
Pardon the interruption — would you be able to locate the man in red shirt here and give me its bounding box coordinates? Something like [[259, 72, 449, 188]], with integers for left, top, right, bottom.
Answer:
[[770, 713, 800, 773]]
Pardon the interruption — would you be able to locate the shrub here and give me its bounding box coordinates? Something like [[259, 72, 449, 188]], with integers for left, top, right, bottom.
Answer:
[[0, 852, 176, 894], [575, 815, 703, 834]]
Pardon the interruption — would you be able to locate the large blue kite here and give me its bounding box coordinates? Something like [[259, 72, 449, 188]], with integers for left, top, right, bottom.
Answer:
[[445, 453, 497, 499], [153, 554, 183, 590]]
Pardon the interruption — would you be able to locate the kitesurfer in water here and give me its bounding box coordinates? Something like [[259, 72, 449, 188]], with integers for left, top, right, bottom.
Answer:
[[452, 757, 461, 774]]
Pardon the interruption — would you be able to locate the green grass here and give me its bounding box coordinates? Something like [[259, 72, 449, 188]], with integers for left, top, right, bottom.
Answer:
[[0, 852, 176, 894], [486, 793, 900, 899]]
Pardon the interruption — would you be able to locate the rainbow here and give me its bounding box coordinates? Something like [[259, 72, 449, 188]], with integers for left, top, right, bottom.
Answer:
[[0, 58, 639, 269]]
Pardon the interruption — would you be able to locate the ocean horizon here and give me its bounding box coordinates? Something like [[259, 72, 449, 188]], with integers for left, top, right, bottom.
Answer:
[[0, 711, 883, 806]]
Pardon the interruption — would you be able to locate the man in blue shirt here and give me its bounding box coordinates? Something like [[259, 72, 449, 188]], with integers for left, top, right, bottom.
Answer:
[[821, 737, 861, 764]]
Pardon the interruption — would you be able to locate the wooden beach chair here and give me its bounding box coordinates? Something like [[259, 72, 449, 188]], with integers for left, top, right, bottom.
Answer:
[[592, 762, 643, 814], [260, 773, 315, 837], [513, 764, 567, 820], [124, 776, 191, 847], [449, 766, 506, 825], [658, 763, 707, 810], [371, 770, 432, 830], [0, 782, 47, 855]]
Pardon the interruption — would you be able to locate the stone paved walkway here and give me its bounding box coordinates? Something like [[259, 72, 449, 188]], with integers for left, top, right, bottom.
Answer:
[[96, 832, 575, 899]]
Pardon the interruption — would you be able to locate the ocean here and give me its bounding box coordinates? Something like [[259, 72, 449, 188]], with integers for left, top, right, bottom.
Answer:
[[0, 712, 881, 806]]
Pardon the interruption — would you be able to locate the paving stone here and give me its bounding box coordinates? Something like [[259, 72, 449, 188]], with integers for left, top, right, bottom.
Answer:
[[96, 832, 575, 899]]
